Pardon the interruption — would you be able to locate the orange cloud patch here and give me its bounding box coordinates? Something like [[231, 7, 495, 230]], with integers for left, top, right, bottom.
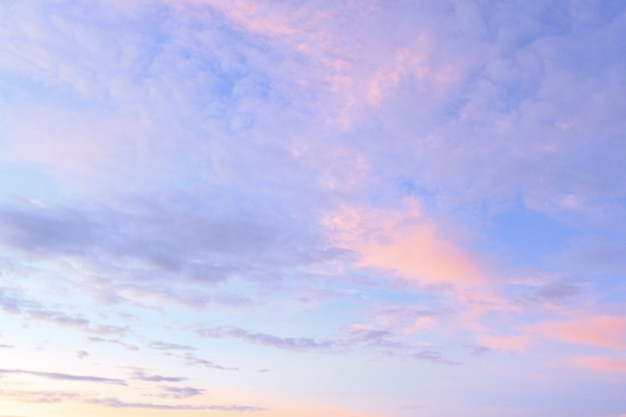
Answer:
[[325, 201, 482, 287]]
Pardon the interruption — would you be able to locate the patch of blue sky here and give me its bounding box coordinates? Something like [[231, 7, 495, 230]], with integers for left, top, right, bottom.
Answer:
[[344, 268, 448, 307], [0, 162, 61, 205], [0, 69, 107, 112], [484, 200, 575, 266]]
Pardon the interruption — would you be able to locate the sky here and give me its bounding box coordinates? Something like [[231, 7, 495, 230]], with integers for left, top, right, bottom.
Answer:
[[0, 0, 626, 416]]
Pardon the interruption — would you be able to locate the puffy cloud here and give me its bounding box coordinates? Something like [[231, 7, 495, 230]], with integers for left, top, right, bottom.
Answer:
[[325, 201, 483, 287]]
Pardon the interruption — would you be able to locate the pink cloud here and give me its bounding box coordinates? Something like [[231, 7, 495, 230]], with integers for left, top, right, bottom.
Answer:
[[325, 200, 483, 287], [531, 315, 626, 349], [478, 334, 531, 352], [571, 356, 626, 373], [180, 0, 297, 37], [367, 44, 459, 106]]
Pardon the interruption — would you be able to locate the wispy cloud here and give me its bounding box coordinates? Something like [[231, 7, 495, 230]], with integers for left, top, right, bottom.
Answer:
[[149, 340, 196, 351], [160, 385, 205, 399], [84, 397, 265, 411], [0, 369, 126, 385], [197, 326, 338, 352], [183, 352, 239, 371], [130, 368, 187, 383]]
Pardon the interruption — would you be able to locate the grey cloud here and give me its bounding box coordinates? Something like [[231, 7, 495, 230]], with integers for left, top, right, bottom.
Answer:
[[160, 385, 204, 399], [0, 388, 79, 404], [84, 397, 265, 411], [92, 324, 130, 336], [87, 336, 139, 351], [532, 280, 581, 301], [413, 347, 459, 366], [0, 287, 130, 336], [0, 190, 347, 307], [373, 305, 455, 320], [197, 326, 338, 352], [0, 369, 126, 385], [515, 279, 583, 307], [28, 310, 90, 329], [346, 327, 407, 350], [197, 325, 410, 354], [0, 208, 97, 256], [130, 369, 187, 383], [148, 341, 195, 351], [0, 388, 263, 412], [464, 345, 491, 357], [0, 288, 34, 314], [183, 353, 239, 371]]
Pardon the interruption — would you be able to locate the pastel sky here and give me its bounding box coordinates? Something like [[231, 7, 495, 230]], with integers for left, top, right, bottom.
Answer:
[[1, 1, 626, 416]]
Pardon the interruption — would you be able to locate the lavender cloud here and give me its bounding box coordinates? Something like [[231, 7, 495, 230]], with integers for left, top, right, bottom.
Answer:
[[84, 397, 265, 411], [149, 341, 196, 351], [183, 353, 239, 371], [0, 369, 126, 385], [130, 369, 187, 383], [197, 326, 338, 352], [160, 385, 205, 399]]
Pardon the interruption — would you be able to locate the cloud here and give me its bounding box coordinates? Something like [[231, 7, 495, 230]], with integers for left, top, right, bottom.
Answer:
[[84, 397, 265, 411], [530, 315, 626, 349], [464, 345, 491, 357], [148, 341, 195, 351], [0, 387, 263, 412], [197, 323, 416, 356], [325, 202, 483, 288], [87, 336, 139, 351], [0, 388, 79, 404], [183, 353, 239, 371], [0, 288, 33, 314], [130, 368, 187, 383], [478, 334, 531, 352], [0, 369, 126, 385], [510, 278, 584, 309], [345, 326, 407, 350], [27, 309, 90, 329], [413, 346, 459, 366], [570, 356, 626, 373], [197, 326, 338, 352], [160, 385, 205, 399]]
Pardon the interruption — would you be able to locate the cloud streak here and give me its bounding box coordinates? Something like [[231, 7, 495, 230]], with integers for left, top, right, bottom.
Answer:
[[0, 369, 126, 385]]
